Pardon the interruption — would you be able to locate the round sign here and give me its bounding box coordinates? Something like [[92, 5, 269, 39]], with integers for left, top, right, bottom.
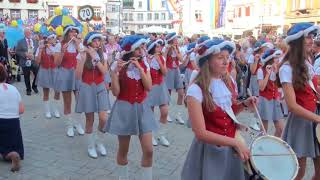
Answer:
[[78, 5, 94, 21]]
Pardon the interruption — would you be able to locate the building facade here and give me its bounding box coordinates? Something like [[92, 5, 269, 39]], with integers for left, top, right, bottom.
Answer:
[[0, 0, 47, 20], [106, 0, 122, 34], [122, 0, 179, 34], [285, 0, 320, 27]]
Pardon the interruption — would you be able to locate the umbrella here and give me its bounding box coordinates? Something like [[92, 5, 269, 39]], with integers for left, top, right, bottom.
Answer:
[[5, 26, 24, 48], [46, 15, 82, 28]]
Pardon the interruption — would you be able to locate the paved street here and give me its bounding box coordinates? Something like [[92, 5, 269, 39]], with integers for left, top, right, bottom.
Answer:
[[0, 81, 314, 180]]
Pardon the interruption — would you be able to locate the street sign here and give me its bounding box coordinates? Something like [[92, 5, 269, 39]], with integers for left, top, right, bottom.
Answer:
[[78, 5, 94, 21]]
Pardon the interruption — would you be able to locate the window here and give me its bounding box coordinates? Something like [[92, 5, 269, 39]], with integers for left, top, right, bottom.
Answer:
[[161, 0, 166, 8], [48, 6, 57, 17], [161, 25, 166, 28], [299, 0, 306, 9], [129, 13, 133, 21], [138, 25, 144, 29], [245, 6, 250, 16], [195, 10, 202, 21], [138, 1, 142, 8], [123, 0, 134, 8], [124, 13, 128, 21], [154, 13, 159, 20], [28, 10, 38, 19], [0, 9, 3, 18], [63, 7, 73, 16], [111, 5, 118, 12], [169, 14, 173, 20], [161, 13, 166, 20], [147, 25, 152, 27], [137, 13, 143, 21], [238, 7, 241, 17], [147, 13, 152, 20], [10, 9, 21, 20], [168, 24, 173, 29], [94, 8, 101, 17], [125, 26, 128, 30]]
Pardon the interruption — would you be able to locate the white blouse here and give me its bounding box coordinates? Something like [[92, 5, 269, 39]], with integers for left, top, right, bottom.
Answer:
[[257, 68, 277, 81], [279, 61, 314, 83]]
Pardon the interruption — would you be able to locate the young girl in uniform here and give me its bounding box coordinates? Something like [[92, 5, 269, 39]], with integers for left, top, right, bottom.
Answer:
[[257, 48, 284, 137], [145, 39, 171, 147], [35, 32, 60, 119], [75, 32, 109, 158], [54, 25, 84, 137], [163, 32, 185, 124], [279, 22, 320, 180], [104, 35, 158, 180], [181, 42, 197, 86], [248, 41, 274, 96], [181, 39, 257, 180]]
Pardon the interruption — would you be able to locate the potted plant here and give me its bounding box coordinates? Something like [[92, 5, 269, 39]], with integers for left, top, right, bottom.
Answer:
[[27, 0, 38, 3]]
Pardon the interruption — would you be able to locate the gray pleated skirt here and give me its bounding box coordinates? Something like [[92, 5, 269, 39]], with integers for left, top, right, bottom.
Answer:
[[165, 68, 183, 90], [249, 75, 259, 96], [258, 96, 283, 121], [75, 82, 111, 113], [54, 67, 76, 92], [104, 100, 158, 135], [282, 113, 320, 158], [104, 72, 111, 84], [181, 138, 247, 180], [184, 68, 193, 86], [37, 67, 57, 89], [146, 82, 170, 107]]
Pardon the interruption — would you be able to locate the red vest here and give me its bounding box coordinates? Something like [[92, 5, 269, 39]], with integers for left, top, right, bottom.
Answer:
[[252, 63, 261, 75], [150, 56, 165, 85], [166, 55, 179, 69], [227, 62, 232, 73], [60, 46, 77, 69], [117, 61, 148, 104], [259, 69, 280, 100], [40, 50, 56, 69], [82, 66, 104, 85], [186, 59, 195, 70], [295, 77, 317, 112], [201, 81, 240, 138]]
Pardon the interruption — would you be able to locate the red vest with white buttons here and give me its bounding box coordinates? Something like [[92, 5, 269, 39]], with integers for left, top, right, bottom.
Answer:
[[200, 81, 240, 138], [40, 50, 56, 69], [166, 55, 179, 69], [117, 60, 148, 104], [259, 69, 280, 100], [186, 59, 195, 70], [150, 56, 165, 85], [60, 44, 77, 69], [82, 66, 104, 85], [294, 76, 317, 112]]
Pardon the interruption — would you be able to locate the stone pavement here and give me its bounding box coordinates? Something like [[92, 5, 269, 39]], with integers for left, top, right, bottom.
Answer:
[[0, 81, 314, 180]]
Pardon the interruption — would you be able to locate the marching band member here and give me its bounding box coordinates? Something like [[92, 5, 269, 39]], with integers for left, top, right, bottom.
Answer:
[[75, 32, 109, 158], [279, 22, 320, 180], [257, 48, 284, 137], [35, 32, 61, 119], [54, 25, 84, 137], [104, 35, 158, 180], [163, 32, 185, 124], [248, 40, 274, 96], [181, 42, 197, 86], [181, 39, 257, 180], [145, 39, 171, 147]]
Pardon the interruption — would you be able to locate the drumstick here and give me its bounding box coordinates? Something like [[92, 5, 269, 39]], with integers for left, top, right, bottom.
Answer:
[[251, 153, 296, 156], [247, 88, 267, 134]]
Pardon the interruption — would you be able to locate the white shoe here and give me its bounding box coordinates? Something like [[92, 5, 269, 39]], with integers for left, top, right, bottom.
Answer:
[[53, 110, 60, 118], [88, 146, 98, 158], [96, 143, 107, 156], [167, 115, 173, 123], [74, 123, 85, 135], [107, 110, 111, 114], [67, 126, 74, 137], [118, 165, 129, 180], [159, 136, 170, 147], [176, 113, 185, 125], [152, 136, 158, 146], [45, 111, 52, 119]]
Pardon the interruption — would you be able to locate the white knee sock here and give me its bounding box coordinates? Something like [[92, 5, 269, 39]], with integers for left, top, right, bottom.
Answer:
[[118, 164, 129, 180], [141, 166, 152, 180], [44, 100, 50, 113], [53, 99, 60, 113], [158, 122, 167, 137]]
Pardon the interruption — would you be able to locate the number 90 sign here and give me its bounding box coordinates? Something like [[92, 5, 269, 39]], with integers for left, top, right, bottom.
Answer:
[[78, 5, 94, 21]]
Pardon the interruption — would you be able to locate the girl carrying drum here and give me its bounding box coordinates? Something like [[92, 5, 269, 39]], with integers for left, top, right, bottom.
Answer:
[[181, 39, 257, 180], [278, 22, 320, 180]]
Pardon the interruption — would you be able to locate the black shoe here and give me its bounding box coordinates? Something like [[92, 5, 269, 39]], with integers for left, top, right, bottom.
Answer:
[[26, 91, 31, 96], [32, 87, 39, 93]]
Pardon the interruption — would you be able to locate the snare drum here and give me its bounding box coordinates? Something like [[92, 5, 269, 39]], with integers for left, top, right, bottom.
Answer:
[[248, 135, 299, 180], [316, 124, 320, 144]]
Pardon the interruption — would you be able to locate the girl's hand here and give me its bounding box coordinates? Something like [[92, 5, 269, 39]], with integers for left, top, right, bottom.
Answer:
[[114, 60, 127, 73], [244, 96, 258, 109], [234, 140, 250, 161], [254, 54, 260, 62], [266, 65, 272, 74], [130, 57, 142, 70]]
